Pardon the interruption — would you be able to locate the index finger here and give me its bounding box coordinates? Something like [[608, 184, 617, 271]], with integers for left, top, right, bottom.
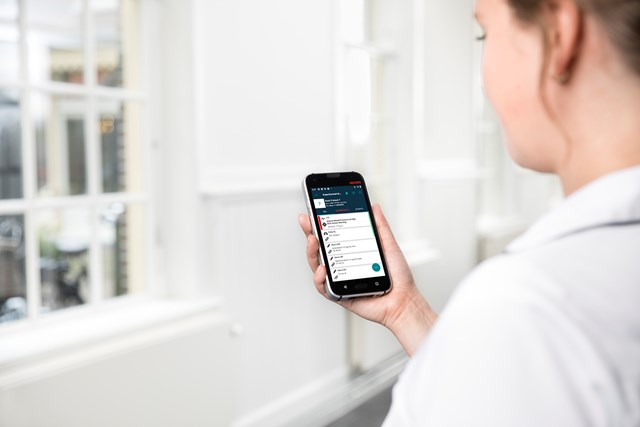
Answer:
[[372, 204, 395, 244], [298, 213, 312, 237]]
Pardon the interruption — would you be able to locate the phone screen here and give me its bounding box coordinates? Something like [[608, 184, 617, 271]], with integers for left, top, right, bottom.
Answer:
[[310, 184, 386, 283]]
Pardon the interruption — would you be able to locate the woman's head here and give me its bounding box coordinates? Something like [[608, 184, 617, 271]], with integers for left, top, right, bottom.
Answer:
[[475, 0, 640, 178]]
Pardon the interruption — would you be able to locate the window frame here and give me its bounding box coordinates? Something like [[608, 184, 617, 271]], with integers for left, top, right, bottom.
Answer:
[[0, 0, 158, 328]]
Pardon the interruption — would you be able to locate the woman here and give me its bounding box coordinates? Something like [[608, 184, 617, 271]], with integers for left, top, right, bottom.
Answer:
[[299, 0, 640, 425]]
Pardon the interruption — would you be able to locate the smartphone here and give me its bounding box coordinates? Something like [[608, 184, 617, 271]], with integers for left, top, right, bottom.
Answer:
[[302, 172, 392, 300]]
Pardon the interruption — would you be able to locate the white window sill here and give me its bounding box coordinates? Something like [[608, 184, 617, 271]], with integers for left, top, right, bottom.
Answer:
[[0, 296, 226, 388]]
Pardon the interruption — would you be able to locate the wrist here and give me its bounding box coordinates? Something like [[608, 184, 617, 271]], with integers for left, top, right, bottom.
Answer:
[[386, 289, 437, 357]]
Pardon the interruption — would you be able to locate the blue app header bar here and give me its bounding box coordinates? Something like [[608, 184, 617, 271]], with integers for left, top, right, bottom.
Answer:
[[311, 185, 367, 215]]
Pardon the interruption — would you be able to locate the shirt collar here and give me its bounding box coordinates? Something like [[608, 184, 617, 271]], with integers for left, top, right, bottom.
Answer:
[[505, 166, 640, 254]]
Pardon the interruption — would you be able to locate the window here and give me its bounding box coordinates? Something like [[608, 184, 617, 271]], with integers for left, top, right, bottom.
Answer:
[[0, 0, 149, 325]]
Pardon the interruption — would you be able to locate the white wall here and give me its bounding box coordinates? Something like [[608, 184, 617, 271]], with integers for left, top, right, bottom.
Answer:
[[205, 193, 350, 426], [195, 0, 335, 185], [417, 0, 480, 309], [423, 0, 475, 159], [0, 304, 233, 427], [195, 0, 351, 425]]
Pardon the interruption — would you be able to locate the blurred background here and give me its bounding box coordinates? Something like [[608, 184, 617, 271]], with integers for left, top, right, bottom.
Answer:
[[0, 0, 561, 426]]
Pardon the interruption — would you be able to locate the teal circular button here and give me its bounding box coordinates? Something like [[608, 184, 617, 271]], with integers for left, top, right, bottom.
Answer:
[[372, 263, 381, 272]]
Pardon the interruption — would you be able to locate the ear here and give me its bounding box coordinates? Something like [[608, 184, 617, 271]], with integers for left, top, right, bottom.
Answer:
[[541, 0, 583, 82]]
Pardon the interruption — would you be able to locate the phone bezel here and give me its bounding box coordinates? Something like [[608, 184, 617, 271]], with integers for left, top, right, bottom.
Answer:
[[303, 172, 392, 300]]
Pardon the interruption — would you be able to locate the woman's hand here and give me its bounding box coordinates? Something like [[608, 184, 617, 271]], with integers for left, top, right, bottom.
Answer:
[[298, 204, 437, 356]]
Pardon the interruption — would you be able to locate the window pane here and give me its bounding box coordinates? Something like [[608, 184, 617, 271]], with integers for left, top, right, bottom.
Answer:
[[39, 208, 90, 313], [101, 203, 145, 298], [0, 214, 27, 324], [0, 23, 19, 82], [0, 0, 18, 20], [28, 0, 84, 84], [99, 99, 142, 193], [34, 94, 87, 197], [0, 90, 22, 200], [95, 0, 139, 88]]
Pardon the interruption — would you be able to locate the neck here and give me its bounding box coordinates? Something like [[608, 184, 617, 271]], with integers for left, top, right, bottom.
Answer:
[[555, 73, 640, 195], [559, 149, 640, 196], [551, 16, 640, 196]]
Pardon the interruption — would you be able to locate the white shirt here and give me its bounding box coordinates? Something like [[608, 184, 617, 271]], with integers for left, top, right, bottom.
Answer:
[[383, 166, 640, 426]]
